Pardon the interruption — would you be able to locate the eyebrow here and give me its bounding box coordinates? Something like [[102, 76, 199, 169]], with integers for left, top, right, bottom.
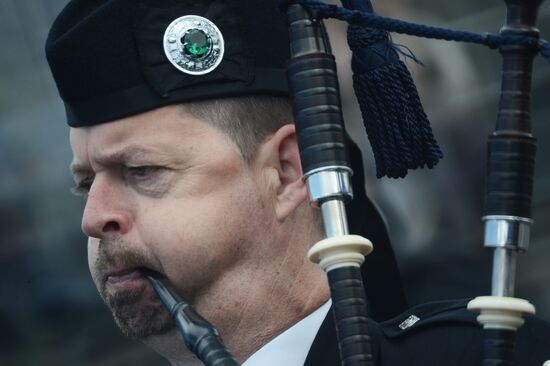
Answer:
[[70, 145, 176, 178], [70, 162, 91, 179], [98, 145, 166, 164]]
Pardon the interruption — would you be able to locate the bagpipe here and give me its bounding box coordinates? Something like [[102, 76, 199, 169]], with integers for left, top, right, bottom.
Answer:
[[145, 0, 550, 365]]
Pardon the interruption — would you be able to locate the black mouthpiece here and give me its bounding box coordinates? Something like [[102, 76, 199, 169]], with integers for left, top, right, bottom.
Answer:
[[144, 271, 183, 316], [145, 274, 240, 366]]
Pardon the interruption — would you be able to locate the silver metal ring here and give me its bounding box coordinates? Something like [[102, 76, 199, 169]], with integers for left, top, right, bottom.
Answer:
[[483, 216, 533, 251], [306, 169, 353, 205], [304, 165, 353, 178], [482, 215, 534, 224]]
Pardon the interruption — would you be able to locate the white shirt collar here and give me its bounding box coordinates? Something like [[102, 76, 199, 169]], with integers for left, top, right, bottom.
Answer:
[[242, 300, 332, 366]]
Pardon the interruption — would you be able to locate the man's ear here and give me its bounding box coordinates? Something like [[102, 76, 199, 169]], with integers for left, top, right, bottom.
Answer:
[[254, 124, 308, 221]]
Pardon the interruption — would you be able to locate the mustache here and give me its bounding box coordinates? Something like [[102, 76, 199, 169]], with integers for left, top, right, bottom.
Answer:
[[95, 238, 153, 278]]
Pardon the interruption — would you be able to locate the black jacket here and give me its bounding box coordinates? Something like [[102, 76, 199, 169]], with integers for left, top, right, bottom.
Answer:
[[305, 299, 550, 366]]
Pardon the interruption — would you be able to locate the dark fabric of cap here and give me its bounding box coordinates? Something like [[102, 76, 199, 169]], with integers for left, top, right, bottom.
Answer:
[[46, 0, 407, 319], [45, 0, 290, 126]]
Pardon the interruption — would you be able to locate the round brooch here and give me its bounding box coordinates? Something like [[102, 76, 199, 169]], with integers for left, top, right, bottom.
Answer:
[[163, 15, 224, 75]]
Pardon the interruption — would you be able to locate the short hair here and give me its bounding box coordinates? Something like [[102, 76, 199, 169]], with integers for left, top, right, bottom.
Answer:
[[182, 96, 294, 161]]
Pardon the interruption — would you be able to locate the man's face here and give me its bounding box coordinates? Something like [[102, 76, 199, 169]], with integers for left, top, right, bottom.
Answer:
[[70, 105, 273, 340]]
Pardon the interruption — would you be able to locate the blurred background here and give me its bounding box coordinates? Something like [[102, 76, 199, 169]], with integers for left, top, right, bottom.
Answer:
[[1, 0, 549, 365]]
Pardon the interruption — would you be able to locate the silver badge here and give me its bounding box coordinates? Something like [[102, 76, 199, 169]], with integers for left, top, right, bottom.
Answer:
[[163, 15, 224, 75], [398, 315, 420, 330]]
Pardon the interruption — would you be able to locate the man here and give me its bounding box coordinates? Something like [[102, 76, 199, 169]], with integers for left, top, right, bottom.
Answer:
[[46, 0, 550, 365], [71, 98, 332, 364]]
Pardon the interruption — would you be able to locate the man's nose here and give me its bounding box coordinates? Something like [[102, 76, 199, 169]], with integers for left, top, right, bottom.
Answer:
[[81, 178, 131, 238]]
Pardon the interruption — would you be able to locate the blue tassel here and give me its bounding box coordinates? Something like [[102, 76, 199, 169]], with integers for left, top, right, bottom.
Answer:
[[342, 0, 443, 178]]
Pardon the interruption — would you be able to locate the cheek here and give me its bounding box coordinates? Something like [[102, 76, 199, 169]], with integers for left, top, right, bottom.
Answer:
[[146, 198, 245, 264], [137, 182, 265, 289], [87, 237, 101, 284]]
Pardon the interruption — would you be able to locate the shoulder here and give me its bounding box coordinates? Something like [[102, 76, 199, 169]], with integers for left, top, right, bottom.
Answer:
[[377, 299, 550, 366], [306, 299, 550, 366]]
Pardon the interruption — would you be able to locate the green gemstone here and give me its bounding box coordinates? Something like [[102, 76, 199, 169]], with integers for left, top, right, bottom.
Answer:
[[182, 29, 211, 58]]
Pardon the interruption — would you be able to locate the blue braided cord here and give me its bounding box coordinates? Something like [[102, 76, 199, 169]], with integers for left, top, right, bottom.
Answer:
[[281, 0, 550, 62]]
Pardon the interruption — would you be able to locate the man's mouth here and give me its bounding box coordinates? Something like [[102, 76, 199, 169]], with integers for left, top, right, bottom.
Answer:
[[105, 267, 163, 289]]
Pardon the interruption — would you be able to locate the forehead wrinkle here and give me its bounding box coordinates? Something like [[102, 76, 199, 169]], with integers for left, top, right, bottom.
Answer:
[[94, 143, 190, 170], [71, 106, 214, 176]]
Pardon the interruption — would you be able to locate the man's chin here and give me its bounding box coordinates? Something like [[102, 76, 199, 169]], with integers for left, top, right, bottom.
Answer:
[[103, 283, 175, 340]]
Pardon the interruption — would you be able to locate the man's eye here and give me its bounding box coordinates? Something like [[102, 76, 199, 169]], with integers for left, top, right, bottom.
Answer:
[[124, 166, 173, 196], [126, 166, 161, 179]]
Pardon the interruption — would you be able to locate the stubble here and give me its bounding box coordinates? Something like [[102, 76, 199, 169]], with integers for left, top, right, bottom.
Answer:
[[93, 239, 175, 339]]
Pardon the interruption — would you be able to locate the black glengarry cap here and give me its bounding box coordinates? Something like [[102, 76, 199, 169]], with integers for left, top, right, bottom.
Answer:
[[45, 0, 290, 127]]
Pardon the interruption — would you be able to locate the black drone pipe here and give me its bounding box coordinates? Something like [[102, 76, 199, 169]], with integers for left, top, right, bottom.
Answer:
[[486, 0, 541, 228], [145, 272, 240, 366], [468, 0, 544, 365], [284, 4, 375, 366]]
